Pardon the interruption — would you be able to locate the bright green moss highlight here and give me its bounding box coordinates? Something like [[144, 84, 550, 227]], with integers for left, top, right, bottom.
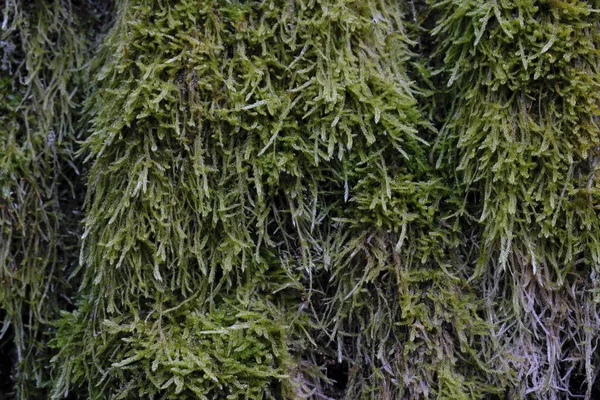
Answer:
[[50, 0, 444, 398]]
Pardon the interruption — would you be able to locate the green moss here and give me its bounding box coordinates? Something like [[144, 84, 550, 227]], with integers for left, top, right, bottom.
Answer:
[[47, 0, 496, 398], [432, 0, 600, 397], [2, 1, 599, 398], [0, 1, 112, 397]]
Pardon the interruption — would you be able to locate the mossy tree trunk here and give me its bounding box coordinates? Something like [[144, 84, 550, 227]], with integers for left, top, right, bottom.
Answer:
[[1, 1, 599, 399]]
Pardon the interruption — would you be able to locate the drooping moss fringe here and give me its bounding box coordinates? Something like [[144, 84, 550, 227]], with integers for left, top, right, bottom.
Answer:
[[0, 1, 112, 397], [432, 0, 600, 397]]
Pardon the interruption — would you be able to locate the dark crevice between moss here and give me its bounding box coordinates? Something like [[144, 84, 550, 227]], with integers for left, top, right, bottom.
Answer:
[[325, 359, 349, 396], [0, 314, 15, 400], [562, 364, 600, 399]]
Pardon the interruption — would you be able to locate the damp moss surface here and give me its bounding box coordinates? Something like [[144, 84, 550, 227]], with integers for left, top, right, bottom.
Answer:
[[1, 1, 600, 399]]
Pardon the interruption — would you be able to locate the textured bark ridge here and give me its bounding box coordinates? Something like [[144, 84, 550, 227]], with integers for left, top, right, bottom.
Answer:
[[1, 1, 599, 399]]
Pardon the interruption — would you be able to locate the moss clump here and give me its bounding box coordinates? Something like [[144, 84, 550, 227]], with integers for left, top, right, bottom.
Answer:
[[432, 0, 600, 397], [0, 1, 112, 397], [49, 0, 436, 398]]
